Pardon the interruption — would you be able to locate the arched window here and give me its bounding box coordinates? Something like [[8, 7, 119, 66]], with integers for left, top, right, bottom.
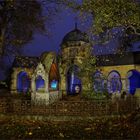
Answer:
[[126, 70, 140, 95], [17, 71, 30, 93], [35, 76, 45, 91], [107, 71, 122, 93], [49, 62, 59, 90], [67, 65, 81, 95], [93, 71, 104, 93]]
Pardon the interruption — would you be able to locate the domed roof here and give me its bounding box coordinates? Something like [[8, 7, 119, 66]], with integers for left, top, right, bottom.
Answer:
[[62, 28, 89, 44]]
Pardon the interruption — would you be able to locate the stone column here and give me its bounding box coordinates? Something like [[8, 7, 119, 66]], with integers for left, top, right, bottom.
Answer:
[[11, 69, 18, 94], [45, 75, 49, 93]]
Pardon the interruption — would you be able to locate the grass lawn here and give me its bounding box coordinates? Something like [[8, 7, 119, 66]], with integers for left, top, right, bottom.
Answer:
[[0, 112, 140, 139]]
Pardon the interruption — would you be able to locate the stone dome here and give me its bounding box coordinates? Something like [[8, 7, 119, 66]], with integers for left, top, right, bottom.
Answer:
[[62, 28, 89, 44]]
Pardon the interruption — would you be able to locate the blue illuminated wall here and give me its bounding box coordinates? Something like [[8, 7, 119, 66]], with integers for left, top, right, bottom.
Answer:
[[50, 80, 58, 90], [49, 62, 59, 90], [35, 76, 45, 90], [127, 70, 140, 95], [17, 71, 30, 93], [67, 65, 81, 95], [107, 71, 122, 93]]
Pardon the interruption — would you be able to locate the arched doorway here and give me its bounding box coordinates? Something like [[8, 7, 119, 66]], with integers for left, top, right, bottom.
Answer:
[[35, 76, 45, 91], [107, 71, 122, 93], [17, 71, 30, 93], [67, 65, 82, 95], [49, 62, 59, 90], [127, 70, 140, 95]]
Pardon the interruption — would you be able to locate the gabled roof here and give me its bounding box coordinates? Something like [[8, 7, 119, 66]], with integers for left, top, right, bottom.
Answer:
[[96, 52, 140, 66], [13, 56, 39, 68]]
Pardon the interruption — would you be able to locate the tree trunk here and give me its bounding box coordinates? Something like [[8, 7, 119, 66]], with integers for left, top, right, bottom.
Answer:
[[0, 28, 6, 55]]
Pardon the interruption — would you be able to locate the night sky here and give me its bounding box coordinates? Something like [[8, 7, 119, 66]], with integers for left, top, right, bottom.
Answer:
[[22, 8, 91, 56], [22, 6, 140, 57], [0, 3, 140, 80]]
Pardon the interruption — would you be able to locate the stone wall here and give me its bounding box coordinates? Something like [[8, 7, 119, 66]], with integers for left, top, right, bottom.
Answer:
[[59, 41, 92, 95], [11, 67, 34, 94], [32, 92, 49, 106], [49, 91, 62, 104], [135, 65, 140, 72], [0, 97, 139, 117], [98, 64, 137, 92], [99, 65, 136, 79]]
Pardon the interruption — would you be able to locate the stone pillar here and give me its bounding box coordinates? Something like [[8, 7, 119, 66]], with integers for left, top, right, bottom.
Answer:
[[60, 74, 67, 96], [11, 69, 18, 94], [121, 78, 127, 92], [45, 76, 49, 92], [31, 73, 50, 106]]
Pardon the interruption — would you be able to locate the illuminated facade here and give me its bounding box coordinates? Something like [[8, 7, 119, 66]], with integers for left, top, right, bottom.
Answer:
[[10, 26, 140, 104]]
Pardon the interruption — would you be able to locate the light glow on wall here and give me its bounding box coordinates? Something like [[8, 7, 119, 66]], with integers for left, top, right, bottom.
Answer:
[[67, 65, 81, 95], [17, 71, 30, 93], [127, 70, 140, 95], [36, 76, 45, 90], [107, 71, 122, 93], [50, 80, 58, 89]]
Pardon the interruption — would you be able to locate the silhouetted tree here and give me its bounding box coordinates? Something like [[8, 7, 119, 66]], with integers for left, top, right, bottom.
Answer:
[[0, 0, 47, 56], [0, 0, 61, 80], [60, 0, 140, 51]]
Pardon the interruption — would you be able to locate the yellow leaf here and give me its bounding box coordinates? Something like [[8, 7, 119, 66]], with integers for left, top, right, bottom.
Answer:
[[28, 132, 32, 135], [85, 128, 92, 131], [59, 133, 64, 137]]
